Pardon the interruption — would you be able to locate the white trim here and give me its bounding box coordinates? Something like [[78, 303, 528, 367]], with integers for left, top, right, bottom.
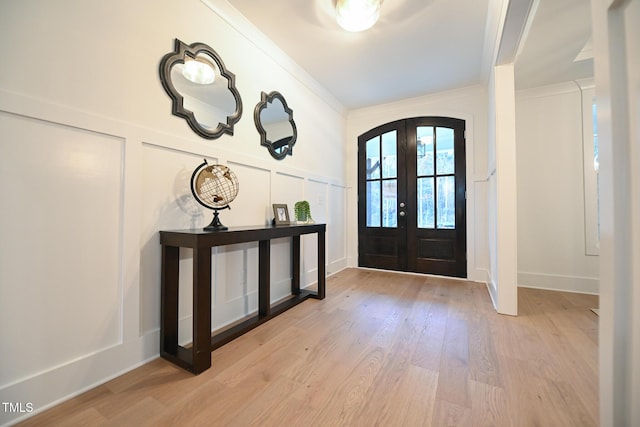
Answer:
[[518, 284, 599, 296], [355, 267, 484, 284], [516, 81, 581, 100], [518, 271, 599, 294]]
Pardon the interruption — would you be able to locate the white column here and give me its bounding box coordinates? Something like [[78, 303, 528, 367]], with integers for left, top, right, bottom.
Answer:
[[592, 0, 640, 425], [492, 63, 519, 316]]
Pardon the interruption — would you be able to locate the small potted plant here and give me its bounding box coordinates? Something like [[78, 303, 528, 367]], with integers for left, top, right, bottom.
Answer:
[[294, 200, 313, 224]]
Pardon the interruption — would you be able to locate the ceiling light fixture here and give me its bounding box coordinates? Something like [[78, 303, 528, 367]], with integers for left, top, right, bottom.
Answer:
[[182, 57, 215, 85], [336, 0, 382, 32]]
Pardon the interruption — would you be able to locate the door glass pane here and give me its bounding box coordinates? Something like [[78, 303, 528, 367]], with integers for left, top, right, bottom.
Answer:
[[382, 179, 397, 228], [436, 127, 455, 175], [366, 136, 380, 179], [417, 177, 434, 228], [381, 131, 397, 178], [417, 126, 434, 176], [366, 180, 381, 227], [437, 176, 455, 228]]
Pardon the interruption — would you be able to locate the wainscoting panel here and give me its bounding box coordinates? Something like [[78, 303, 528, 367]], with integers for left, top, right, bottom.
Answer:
[[226, 162, 271, 227], [219, 244, 258, 304], [0, 111, 124, 388], [307, 179, 328, 225], [303, 180, 328, 283], [272, 172, 305, 215], [213, 243, 259, 323], [270, 237, 296, 301], [328, 183, 348, 273], [139, 144, 220, 337]]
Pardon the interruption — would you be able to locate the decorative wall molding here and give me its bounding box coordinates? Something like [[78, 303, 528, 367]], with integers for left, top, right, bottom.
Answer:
[[516, 81, 582, 100], [0, 87, 348, 426]]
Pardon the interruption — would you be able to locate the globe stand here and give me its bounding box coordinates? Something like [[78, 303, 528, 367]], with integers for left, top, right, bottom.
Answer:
[[204, 207, 229, 231], [191, 159, 238, 232]]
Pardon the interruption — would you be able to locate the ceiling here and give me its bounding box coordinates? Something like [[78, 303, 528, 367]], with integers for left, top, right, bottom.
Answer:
[[514, 0, 593, 90], [225, 0, 593, 110]]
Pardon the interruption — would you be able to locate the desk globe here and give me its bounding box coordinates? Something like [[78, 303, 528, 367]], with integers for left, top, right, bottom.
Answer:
[[190, 159, 239, 231]]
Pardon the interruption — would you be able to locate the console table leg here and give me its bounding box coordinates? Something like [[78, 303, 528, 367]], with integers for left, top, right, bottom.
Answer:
[[161, 245, 179, 355], [317, 229, 326, 300], [192, 247, 212, 374], [292, 235, 301, 295], [259, 240, 270, 317]]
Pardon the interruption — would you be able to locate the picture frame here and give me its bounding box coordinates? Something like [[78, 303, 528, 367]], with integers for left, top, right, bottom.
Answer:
[[272, 204, 290, 226]]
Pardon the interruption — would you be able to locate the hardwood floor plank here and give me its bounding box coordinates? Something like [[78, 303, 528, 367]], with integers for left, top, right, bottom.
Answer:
[[410, 288, 448, 371], [376, 364, 438, 427], [306, 346, 386, 427], [16, 387, 112, 427], [467, 314, 502, 387], [213, 326, 308, 387], [16, 269, 598, 427], [435, 314, 470, 407], [222, 375, 301, 426], [18, 406, 108, 427], [174, 375, 275, 426], [431, 399, 472, 427], [235, 396, 317, 427], [499, 355, 573, 427], [352, 291, 433, 424], [468, 380, 513, 427], [102, 396, 165, 426], [282, 320, 375, 392]]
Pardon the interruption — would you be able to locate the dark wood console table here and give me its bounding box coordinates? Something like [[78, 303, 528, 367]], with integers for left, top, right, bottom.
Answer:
[[159, 224, 326, 374]]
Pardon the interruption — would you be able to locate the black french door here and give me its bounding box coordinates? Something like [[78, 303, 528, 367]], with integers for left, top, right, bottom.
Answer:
[[357, 117, 467, 278]]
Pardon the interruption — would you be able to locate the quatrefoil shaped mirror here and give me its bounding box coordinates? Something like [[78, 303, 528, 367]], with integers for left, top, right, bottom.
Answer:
[[159, 39, 242, 139], [254, 91, 297, 160]]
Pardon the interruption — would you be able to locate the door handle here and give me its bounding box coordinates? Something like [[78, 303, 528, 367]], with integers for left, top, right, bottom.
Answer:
[[399, 211, 405, 217]]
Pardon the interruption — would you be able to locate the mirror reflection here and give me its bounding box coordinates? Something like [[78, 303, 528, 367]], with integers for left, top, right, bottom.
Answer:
[[254, 91, 297, 160], [159, 39, 242, 139]]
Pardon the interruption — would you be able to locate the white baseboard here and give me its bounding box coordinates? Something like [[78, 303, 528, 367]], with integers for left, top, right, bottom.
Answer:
[[518, 271, 599, 295]]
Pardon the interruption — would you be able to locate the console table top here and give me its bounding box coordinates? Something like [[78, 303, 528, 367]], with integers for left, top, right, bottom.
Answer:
[[160, 223, 326, 248], [161, 223, 324, 234]]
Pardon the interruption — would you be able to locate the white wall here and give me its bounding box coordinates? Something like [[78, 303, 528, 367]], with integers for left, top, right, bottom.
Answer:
[[0, 0, 348, 424], [345, 85, 490, 283], [515, 82, 599, 294]]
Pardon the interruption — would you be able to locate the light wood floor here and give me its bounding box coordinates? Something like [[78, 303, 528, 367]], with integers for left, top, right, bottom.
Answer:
[[18, 268, 599, 426]]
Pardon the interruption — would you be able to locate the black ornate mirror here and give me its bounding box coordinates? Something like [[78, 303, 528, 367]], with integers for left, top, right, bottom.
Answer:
[[254, 91, 297, 160], [159, 39, 242, 139]]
